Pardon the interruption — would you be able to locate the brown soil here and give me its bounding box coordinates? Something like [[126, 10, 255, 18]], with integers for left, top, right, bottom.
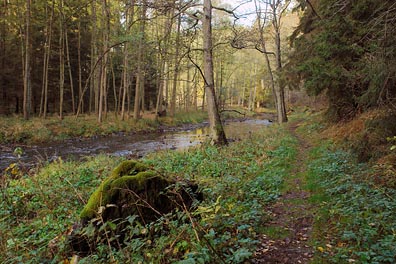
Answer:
[[252, 121, 315, 263]]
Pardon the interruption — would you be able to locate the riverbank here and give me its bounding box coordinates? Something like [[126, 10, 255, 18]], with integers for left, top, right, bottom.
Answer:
[[0, 108, 266, 146], [2, 109, 393, 263], [0, 116, 272, 172], [0, 111, 207, 145]]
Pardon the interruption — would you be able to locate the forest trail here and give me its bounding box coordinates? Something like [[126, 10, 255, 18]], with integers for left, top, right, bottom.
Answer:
[[252, 121, 315, 263]]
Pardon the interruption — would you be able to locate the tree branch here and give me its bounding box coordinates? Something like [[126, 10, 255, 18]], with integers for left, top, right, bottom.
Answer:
[[187, 53, 208, 87], [212, 5, 239, 20], [305, 0, 321, 20]]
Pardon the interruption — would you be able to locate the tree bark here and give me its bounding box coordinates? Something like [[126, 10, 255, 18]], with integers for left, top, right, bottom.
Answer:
[[98, 0, 110, 123], [272, 1, 288, 123], [120, 0, 135, 120], [254, 0, 288, 124], [65, 27, 75, 114], [23, 0, 31, 120], [133, 0, 147, 120], [170, 6, 181, 118], [203, 0, 227, 145], [90, 0, 97, 114], [59, 0, 65, 120], [77, 19, 83, 114], [40, 1, 53, 118], [120, 27, 129, 120]]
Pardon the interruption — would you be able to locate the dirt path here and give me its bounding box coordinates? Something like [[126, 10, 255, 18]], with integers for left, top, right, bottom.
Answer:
[[252, 121, 315, 263]]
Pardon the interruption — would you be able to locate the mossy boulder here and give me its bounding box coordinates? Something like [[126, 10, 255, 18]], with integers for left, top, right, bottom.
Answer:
[[80, 160, 200, 223], [70, 160, 202, 254]]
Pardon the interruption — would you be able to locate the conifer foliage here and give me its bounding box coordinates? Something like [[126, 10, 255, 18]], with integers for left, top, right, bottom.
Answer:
[[288, 0, 396, 120]]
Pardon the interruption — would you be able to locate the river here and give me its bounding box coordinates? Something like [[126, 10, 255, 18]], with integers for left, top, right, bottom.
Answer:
[[0, 119, 272, 171]]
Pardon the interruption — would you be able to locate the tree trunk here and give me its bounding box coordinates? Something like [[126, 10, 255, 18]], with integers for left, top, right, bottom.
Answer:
[[120, 38, 129, 120], [170, 8, 181, 118], [185, 64, 191, 111], [202, 0, 227, 145], [164, 62, 169, 108], [90, 0, 97, 114], [23, 0, 31, 120], [192, 64, 198, 110], [59, 0, 65, 120], [111, 56, 117, 116], [155, 59, 165, 119], [65, 27, 75, 114], [77, 20, 83, 114], [133, 0, 147, 120], [98, 0, 109, 123], [272, 3, 288, 123], [254, 0, 285, 123], [120, 0, 135, 120], [40, 1, 53, 118]]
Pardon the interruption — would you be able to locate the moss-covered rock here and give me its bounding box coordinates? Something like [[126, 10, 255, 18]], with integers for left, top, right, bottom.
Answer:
[[71, 160, 202, 254], [80, 160, 197, 223], [79, 160, 155, 221]]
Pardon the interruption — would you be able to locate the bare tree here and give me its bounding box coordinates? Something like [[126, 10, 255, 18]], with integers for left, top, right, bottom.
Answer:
[[254, 0, 288, 123], [203, 0, 227, 145]]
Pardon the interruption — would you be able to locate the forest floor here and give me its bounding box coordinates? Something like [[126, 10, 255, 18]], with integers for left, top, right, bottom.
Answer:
[[3, 110, 395, 263], [253, 120, 315, 263]]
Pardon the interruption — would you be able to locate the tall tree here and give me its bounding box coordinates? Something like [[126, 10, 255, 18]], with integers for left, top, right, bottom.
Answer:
[[59, 0, 65, 120], [254, 0, 288, 123], [90, 0, 98, 114], [169, 3, 181, 118], [98, 0, 110, 122], [40, 1, 54, 118], [203, 0, 227, 145], [23, 0, 31, 120], [133, 0, 147, 120], [121, 0, 136, 120]]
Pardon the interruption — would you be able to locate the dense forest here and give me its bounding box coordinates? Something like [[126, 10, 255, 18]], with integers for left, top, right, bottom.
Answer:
[[289, 0, 396, 121], [0, 0, 294, 125], [1, 0, 396, 263]]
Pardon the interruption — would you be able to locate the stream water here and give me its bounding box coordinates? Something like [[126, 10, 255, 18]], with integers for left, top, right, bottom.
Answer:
[[0, 119, 272, 171]]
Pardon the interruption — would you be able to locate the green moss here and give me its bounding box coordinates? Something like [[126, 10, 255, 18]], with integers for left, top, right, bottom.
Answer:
[[111, 171, 157, 191], [79, 160, 156, 221], [110, 160, 149, 178]]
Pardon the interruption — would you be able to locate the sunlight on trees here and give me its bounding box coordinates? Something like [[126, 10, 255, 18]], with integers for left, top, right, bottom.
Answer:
[[0, 0, 298, 126]]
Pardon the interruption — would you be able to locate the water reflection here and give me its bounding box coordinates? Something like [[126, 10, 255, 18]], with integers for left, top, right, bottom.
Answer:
[[0, 119, 271, 170]]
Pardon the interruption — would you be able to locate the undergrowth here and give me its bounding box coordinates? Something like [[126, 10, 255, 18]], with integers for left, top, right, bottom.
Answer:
[[306, 144, 396, 263], [0, 124, 297, 263], [0, 156, 119, 263], [0, 110, 209, 145]]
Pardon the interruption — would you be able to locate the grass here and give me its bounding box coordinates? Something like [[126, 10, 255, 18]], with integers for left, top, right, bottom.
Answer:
[[0, 110, 210, 145], [0, 155, 120, 263], [0, 117, 298, 263], [0, 107, 262, 145], [296, 113, 396, 264], [2, 109, 395, 263]]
